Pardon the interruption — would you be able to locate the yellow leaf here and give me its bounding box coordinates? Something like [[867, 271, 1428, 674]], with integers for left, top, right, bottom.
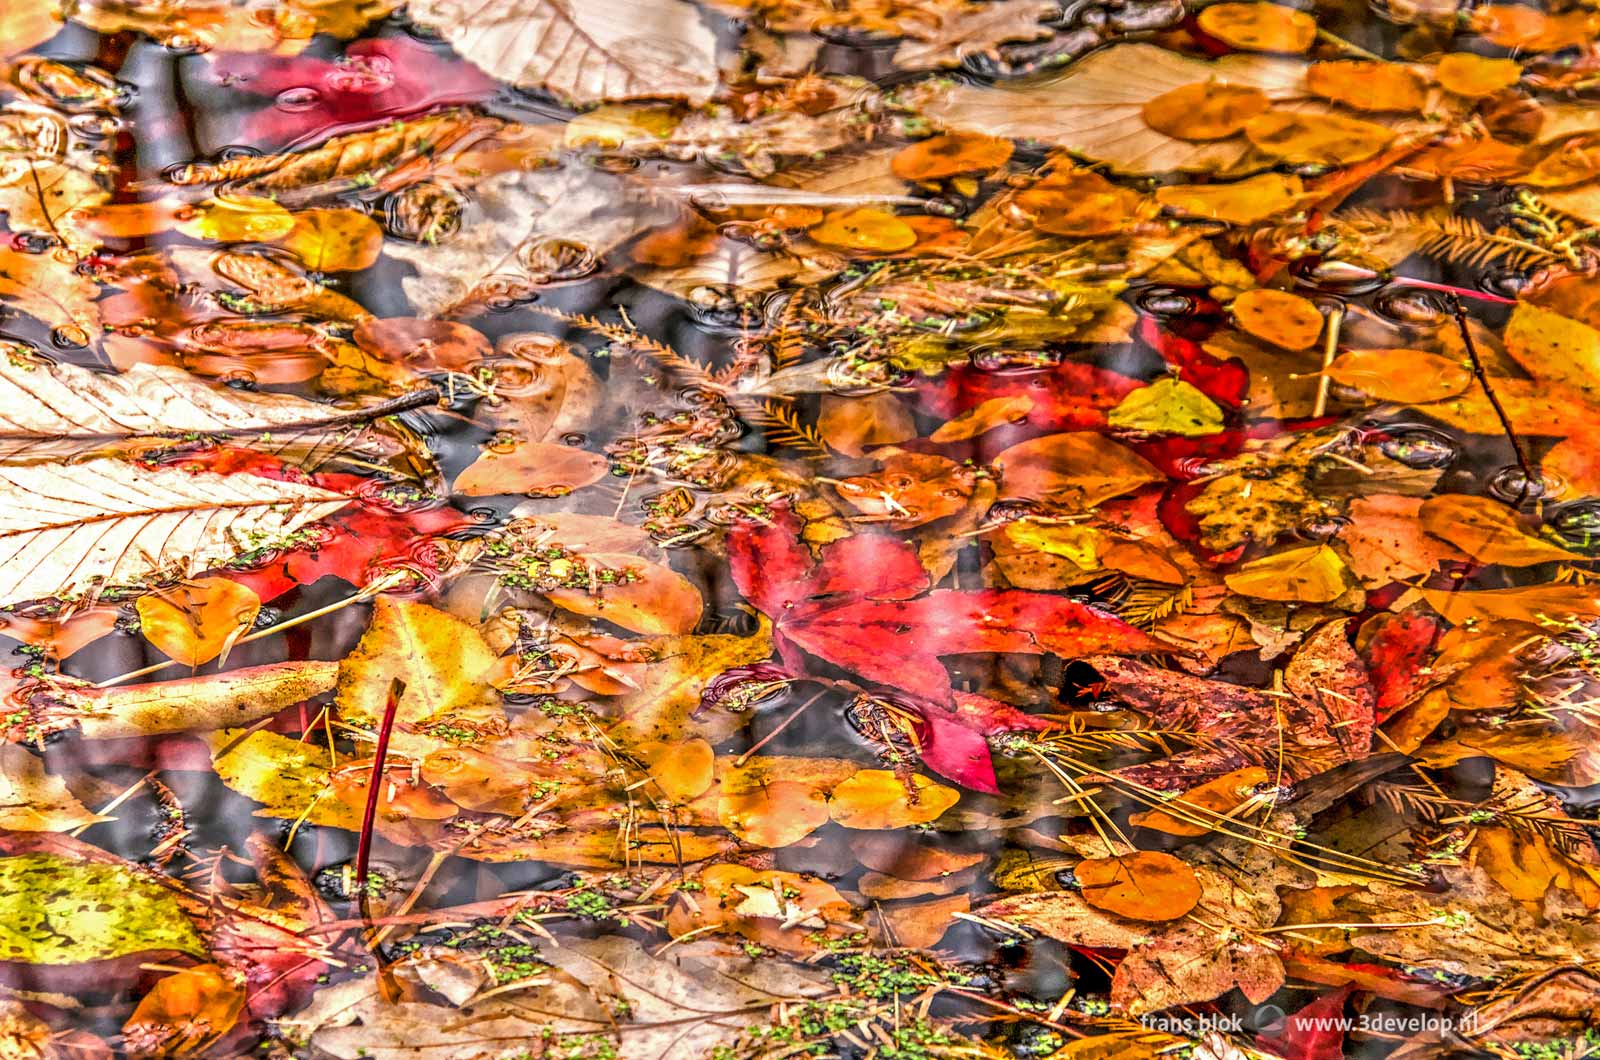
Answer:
[[1004, 520, 1101, 568], [1231, 288, 1325, 351], [1141, 81, 1271, 141], [1196, 2, 1317, 52], [136, 577, 261, 668], [0, 0, 61, 56], [1224, 544, 1353, 603], [1155, 172, 1306, 225], [1243, 110, 1395, 166], [1107, 376, 1226, 436], [1419, 494, 1582, 566], [638, 738, 715, 803], [1435, 53, 1521, 98], [809, 208, 917, 252], [828, 770, 960, 829], [0, 746, 108, 832], [1420, 583, 1600, 626], [278, 208, 385, 272], [1502, 301, 1600, 399], [175, 195, 296, 243]]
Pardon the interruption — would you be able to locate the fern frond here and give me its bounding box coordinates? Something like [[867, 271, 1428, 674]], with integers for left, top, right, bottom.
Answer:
[[1335, 207, 1559, 271], [749, 399, 828, 457]]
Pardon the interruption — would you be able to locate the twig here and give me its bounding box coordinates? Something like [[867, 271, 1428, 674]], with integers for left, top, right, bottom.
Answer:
[[1450, 297, 1538, 503], [1312, 304, 1343, 418], [355, 678, 406, 905]]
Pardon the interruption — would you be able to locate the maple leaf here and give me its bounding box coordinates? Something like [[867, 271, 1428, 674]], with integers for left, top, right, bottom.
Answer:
[[728, 509, 1160, 790]]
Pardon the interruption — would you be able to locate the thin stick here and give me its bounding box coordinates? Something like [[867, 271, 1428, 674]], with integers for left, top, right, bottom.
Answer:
[[734, 688, 828, 766], [355, 678, 406, 905], [1451, 297, 1538, 502], [1312, 304, 1343, 419]]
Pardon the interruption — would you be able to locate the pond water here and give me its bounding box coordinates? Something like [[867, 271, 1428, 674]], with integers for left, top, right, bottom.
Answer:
[[1, 0, 1599, 1058]]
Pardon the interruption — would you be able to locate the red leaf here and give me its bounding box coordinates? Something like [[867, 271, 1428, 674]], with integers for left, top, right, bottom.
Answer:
[[209, 37, 499, 148], [1360, 609, 1444, 720], [730, 512, 1159, 788], [916, 361, 1143, 432], [1256, 987, 1353, 1060]]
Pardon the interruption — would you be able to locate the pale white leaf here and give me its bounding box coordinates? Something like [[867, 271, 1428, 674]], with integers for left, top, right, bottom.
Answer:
[[409, 0, 723, 105], [0, 459, 350, 607]]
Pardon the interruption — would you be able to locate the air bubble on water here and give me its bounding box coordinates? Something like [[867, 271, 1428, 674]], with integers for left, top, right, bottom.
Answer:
[[1377, 426, 1458, 469], [1488, 464, 1561, 503], [274, 87, 322, 112]]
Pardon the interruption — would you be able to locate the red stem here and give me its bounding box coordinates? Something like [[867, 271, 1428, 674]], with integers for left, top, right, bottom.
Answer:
[[354, 678, 405, 901]]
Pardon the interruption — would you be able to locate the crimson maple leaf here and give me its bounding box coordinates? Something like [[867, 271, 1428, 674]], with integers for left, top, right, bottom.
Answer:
[[728, 510, 1160, 791]]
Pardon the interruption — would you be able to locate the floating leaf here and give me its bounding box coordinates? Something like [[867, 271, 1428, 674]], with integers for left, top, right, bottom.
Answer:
[[1155, 171, 1306, 224], [1436, 53, 1522, 98], [453, 440, 609, 497], [0, 853, 205, 964], [1231, 288, 1325, 350], [1470, 5, 1600, 51], [0, 460, 349, 609], [408, 0, 721, 105], [1141, 81, 1271, 141], [1196, 2, 1318, 52], [993, 432, 1165, 506], [1224, 543, 1353, 603], [1327, 348, 1471, 403], [136, 577, 262, 668], [123, 964, 246, 1058], [1243, 110, 1396, 166], [928, 394, 1034, 441], [891, 132, 1013, 180], [277, 208, 385, 272], [1306, 60, 1426, 112], [809, 207, 918, 252], [828, 770, 960, 829], [0, 747, 107, 832], [1077, 852, 1202, 921], [717, 781, 830, 847], [1106, 376, 1226, 436], [1420, 495, 1582, 565]]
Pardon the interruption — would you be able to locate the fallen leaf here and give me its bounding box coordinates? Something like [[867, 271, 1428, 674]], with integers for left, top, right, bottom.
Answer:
[[993, 432, 1165, 507], [1224, 544, 1354, 603], [1077, 851, 1202, 921], [1419, 494, 1583, 565], [891, 132, 1013, 180], [1106, 376, 1226, 436], [1306, 60, 1426, 111], [1155, 171, 1307, 224], [1325, 348, 1472, 403], [1243, 110, 1396, 166], [828, 770, 960, 829], [1231, 288, 1325, 350], [453, 440, 609, 497], [1196, 2, 1318, 52], [123, 964, 246, 1058], [1142, 81, 1272, 141], [1436, 52, 1522, 98], [810, 207, 918, 252], [0, 852, 204, 964], [136, 577, 262, 668], [277, 208, 385, 272]]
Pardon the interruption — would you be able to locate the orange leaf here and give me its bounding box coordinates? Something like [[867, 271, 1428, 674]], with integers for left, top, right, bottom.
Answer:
[[1436, 53, 1522, 98], [1141, 81, 1271, 141], [891, 132, 1013, 181], [993, 432, 1164, 508], [1231, 288, 1325, 350], [123, 964, 245, 1057], [136, 578, 261, 668], [453, 439, 609, 497], [1129, 767, 1270, 836], [810, 208, 917, 252], [1471, 5, 1600, 51], [1306, 61, 1426, 112], [1244, 110, 1395, 166], [1196, 2, 1317, 52], [638, 738, 715, 803], [717, 781, 829, 846], [1326, 348, 1471, 403], [542, 552, 704, 635], [1419, 494, 1582, 566], [1076, 851, 1202, 921]]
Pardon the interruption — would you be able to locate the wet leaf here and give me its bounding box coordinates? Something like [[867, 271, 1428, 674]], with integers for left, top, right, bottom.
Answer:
[[408, 0, 721, 105], [175, 195, 295, 243], [1155, 171, 1307, 224], [1076, 851, 1202, 921], [453, 439, 609, 497], [891, 132, 1013, 180], [1470, 5, 1600, 51], [718, 780, 830, 847], [817, 392, 917, 455], [993, 432, 1165, 507], [1231, 288, 1325, 350], [1106, 376, 1226, 436], [1436, 52, 1522, 98], [809, 207, 918, 252], [0, 247, 99, 345], [0, 852, 204, 964], [1141, 81, 1272, 141], [278, 208, 385, 272], [1326, 348, 1472, 402], [1418, 494, 1583, 565], [1224, 544, 1354, 603], [1196, 2, 1318, 52], [1243, 110, 1396, 166], [136, 577, 261, 668], [123, 964, 245, 1058], [0, 459, 349, 609], [828, 770, 960, 829], [1306, 60, 1427, 112], [0, 747, 106, 832], [0, 1, 61, 55]]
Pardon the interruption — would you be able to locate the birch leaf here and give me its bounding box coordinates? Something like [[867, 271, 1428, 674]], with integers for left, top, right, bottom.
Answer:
[[407, 0, 723, 105], [0, 459, 350, 608]]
